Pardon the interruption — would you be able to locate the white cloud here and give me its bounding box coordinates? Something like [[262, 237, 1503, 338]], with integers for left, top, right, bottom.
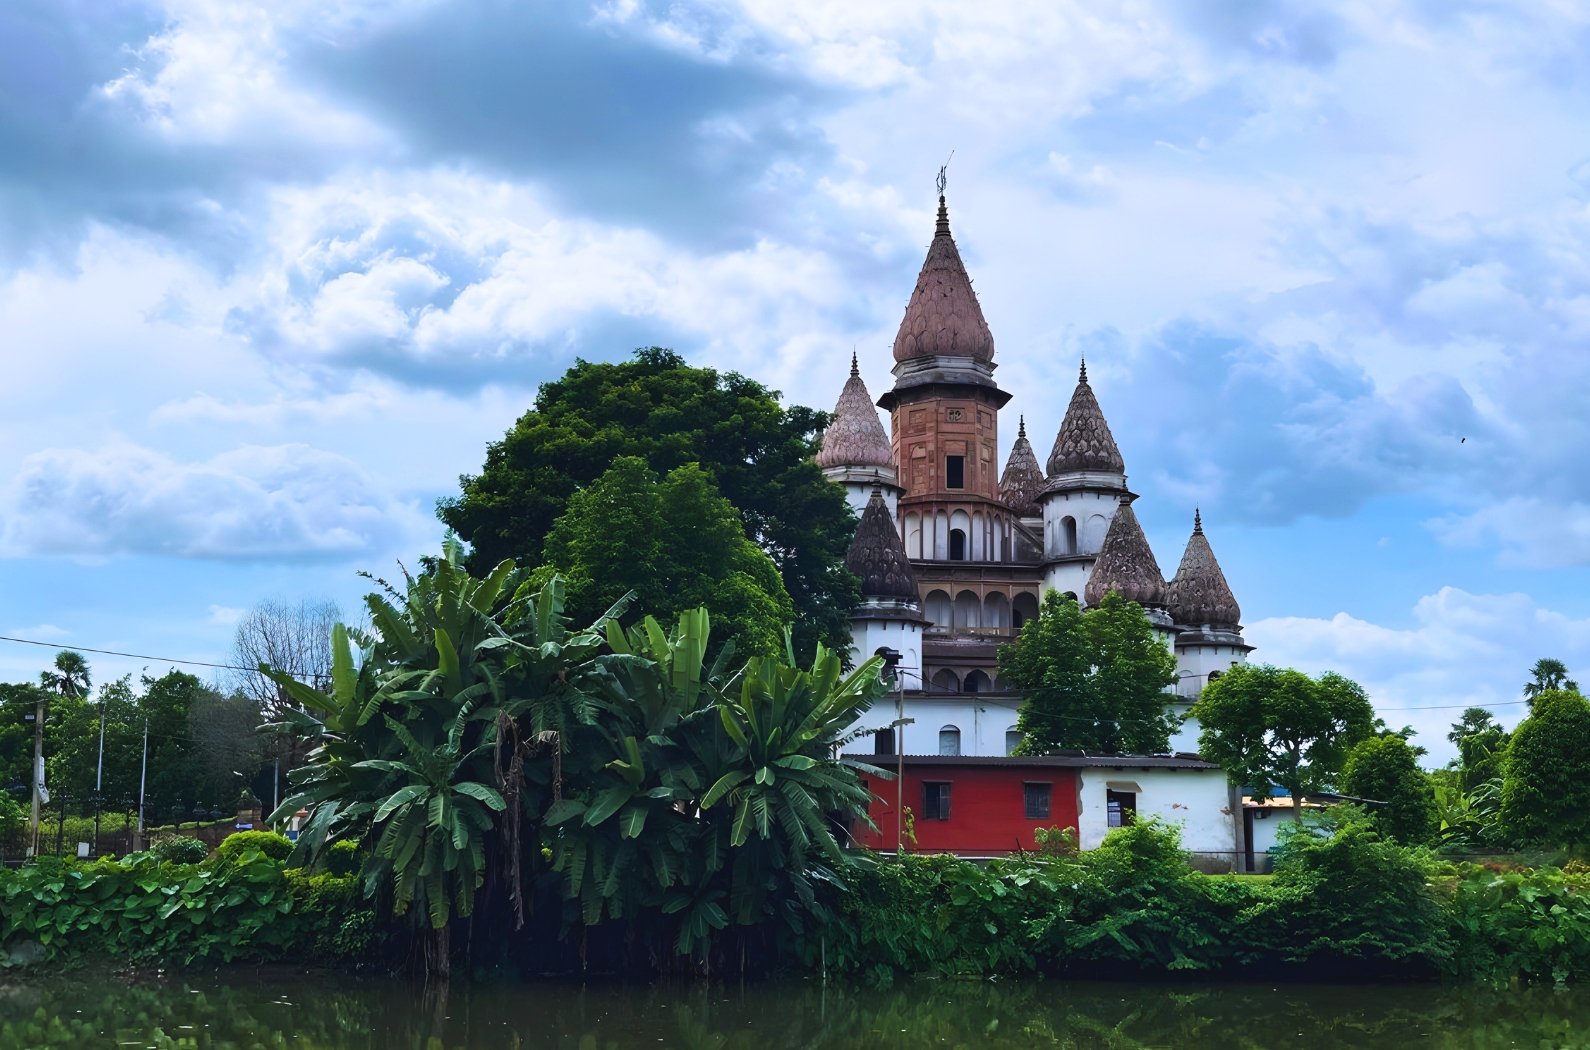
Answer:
[[206, 605, 245, 624], [0, 441, 424, 561], [1248, 587, 1590, 762], [7, 625, 70, 641]]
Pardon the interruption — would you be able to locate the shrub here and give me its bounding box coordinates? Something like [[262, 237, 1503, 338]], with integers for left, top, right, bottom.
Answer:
[[151, 834, 210, 864], [217, 830, 293, 864], [1499, 690, 1590, 846], [323, 839, 361, 876], [1446, 863, 1590, 982], [1341, 734, 1438, 845]]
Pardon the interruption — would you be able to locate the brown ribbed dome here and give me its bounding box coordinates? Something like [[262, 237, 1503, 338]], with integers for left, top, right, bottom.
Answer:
[[845, 489, 919, 599], [999, 416, 1044, 517], [892, 197, 995, 362], [1047, 361, 1125, 475], [1084, 503, 1167, 608], [817, 353, 893, 469], [1168, 511, 1241, 627]]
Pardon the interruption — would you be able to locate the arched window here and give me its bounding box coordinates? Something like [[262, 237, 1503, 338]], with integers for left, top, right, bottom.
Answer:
[[1013, 592, 1040, 629], [955, 590, 981, 629], [983, 592, 1009, 629], [931, 669, 960, 693], [1207, 669, 1223, 684], [949, 529, 966, 560], [964, 670, 990, 693], [1062, 516, 1078, 555], [925, 590, 953, 628], [904, 512, 922, 560], [939, 725, 962, 756], [1005, 728, 1022, 755]]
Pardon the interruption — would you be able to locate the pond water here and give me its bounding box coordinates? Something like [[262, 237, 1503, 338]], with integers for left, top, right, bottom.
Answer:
[[7, 972, 1590, 1050]]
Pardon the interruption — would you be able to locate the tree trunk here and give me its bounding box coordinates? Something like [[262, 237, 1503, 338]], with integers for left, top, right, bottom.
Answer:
[[425, 921, 451, 980]]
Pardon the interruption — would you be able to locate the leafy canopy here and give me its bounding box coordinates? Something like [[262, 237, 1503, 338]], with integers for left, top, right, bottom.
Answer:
[[1524, 657, 1578, 707], [1191, 664, 1375, 805], [1340, 733, 1437, 845], [535, 456, 794, 658], [1447, 707, 1509, 792], [437, 347, 861, 659], [1498, 688, 1590, 847], [1000, 590, 1179, 755]]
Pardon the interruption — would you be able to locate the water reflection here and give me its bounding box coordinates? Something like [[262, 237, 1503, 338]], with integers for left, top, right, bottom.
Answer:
[[5, 974, 1590, 1050]]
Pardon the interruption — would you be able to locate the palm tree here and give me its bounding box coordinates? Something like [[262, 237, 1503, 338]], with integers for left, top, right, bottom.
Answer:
[[1524, 658, 1578, 707]]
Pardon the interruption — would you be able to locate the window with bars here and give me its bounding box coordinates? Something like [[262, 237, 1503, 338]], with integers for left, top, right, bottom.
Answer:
[[922, 781, 952, 821], [1023, 782, 1051, 820]]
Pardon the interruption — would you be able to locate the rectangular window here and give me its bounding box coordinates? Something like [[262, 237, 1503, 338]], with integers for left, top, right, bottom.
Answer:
[[922, 781, 952, 821], [874, 728, 895, 756], [1023, 782, 1051, 820], [945, 456, 965, 489], [1106, 790, 1136, 828]]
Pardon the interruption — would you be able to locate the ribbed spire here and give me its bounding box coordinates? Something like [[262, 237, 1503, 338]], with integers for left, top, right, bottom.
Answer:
[[892, 196, 995, 362], [845, 488, 919, 599], [817, 358, 893, 469], [1046, 363, 1124, 475], [1084, 503, 1167, 608], [1168, 510, 1241, 627], [999, 416, 1045, 517]]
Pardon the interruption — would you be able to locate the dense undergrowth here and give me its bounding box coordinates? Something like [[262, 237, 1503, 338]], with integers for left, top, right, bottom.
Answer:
[[7, 814, 1590, 984], [803, 814, 1590, 986]]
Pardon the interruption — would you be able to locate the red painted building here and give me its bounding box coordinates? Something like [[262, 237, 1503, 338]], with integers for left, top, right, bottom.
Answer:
[[846, 754, 1083, 855]]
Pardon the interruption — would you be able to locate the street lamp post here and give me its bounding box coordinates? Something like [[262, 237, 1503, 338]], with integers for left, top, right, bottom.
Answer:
[[873, 648, 908, 850]]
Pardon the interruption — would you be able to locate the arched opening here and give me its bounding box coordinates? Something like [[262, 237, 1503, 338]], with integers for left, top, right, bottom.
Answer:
[[934, 512, 949, 559], [904, 512, 922, 560], [1012, 592, 1040, 629], [1086, 513, 1108, 550], [1005, 728, 1022, 755], [1207, 669, 1224, 684], [925, 590, 952, 628], [964, 670, 990, 693], [931, 668, 960, 693], [949, 529, 966, 560], [983, 591, 1010, 629], [955, 590, 981, 629], [1061, 515, 1077, 555], [972, 511, 984, 560], [938, 725, 962, 756]]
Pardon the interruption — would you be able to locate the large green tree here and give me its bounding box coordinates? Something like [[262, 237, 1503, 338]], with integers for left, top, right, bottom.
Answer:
[[1340, 733, 1437, 845], [1001, 591, 1179, 755], [1191, 664, 1376, 820], [535, 457, 794, 658], [436, 347, 860, 659], [1498, 688, 1590, 846]]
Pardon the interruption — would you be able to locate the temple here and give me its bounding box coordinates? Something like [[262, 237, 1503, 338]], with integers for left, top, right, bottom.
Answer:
[[821, 192, 1254, 760]]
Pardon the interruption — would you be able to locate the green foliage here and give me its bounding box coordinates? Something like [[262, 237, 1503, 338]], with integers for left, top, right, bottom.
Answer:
[[1449, 707, 1510, 791], [1001, 591, 1179, 755], [538, 457, 794, 658], [1435, 775, 1505, 851], [323, 838, 361, 875], [216, 830, 294, 864], [1445, 862, 1590, 983], [1525, 657, 1578, 706], [268, 540, 889, 967], [1341, 734, 1438, 845], [150, 835, 210, 864], [0, 852, 371, 965], [437, 346, 861, 660], [1192, 663, 1376, 807], [0, 794, 24, 840], [1499, 689, 1590, 846]]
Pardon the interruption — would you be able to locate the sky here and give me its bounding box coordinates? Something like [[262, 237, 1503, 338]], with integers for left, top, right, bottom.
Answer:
[[3, 0, 1590, 762]]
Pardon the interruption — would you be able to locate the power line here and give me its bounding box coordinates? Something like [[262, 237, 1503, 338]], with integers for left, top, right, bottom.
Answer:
[[0, 635, 259, 674]]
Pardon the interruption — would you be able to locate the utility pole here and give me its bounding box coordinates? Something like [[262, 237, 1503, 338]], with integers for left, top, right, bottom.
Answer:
[[136, 719, 148, 841], [93, 696, 106, 856], [28, 691, 44, 859], [873, 648, 906, 849]]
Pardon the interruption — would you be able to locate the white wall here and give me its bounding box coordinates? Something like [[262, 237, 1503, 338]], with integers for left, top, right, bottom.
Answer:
[[1040, 488, 1122, 560], [1175, 641, 1248, 698], [848, 616, 922, 689], [1075, 767, 1236, 862], [839, 481, 899, 518], [896, 694, 1023, 756]]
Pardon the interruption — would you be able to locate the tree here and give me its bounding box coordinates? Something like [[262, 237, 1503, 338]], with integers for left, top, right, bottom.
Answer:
[[1525, 658, 1578, 708], [1340, 733, 1437, 845], [436, 347, 860, 660], [536, 457, 794, 658], [1447, 707, 1509, 792], [1191, 664, 1376, 820], [1498, 688, 1590, 847], [1001, 590, 1179, 755]]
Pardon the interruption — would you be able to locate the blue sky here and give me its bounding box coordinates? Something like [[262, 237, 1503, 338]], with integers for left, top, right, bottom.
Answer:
[[4, 0, 1590, 761]]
